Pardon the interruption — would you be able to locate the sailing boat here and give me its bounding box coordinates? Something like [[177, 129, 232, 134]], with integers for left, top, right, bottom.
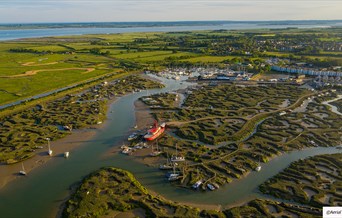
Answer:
[[47, 138, 52, 156], [171, 144, 185, 162], [255, 156, 261, 172], [159, 152, 173, 170], [19, 163, 26, 175], [167, 164, 181, 181], [149, 140, 162, 156]]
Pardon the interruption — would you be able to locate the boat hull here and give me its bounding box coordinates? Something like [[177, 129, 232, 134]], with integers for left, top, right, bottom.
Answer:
[[144, 127, 165, 141]]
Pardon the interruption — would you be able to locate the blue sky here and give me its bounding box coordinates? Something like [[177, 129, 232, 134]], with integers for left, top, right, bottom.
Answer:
[[0, 0, 341, 23]]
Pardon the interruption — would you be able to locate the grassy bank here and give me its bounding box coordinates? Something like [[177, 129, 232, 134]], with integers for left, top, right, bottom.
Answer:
[[63, 167, 323, 217], [260, 153, 342, 208], [0, 75, 164, 164]]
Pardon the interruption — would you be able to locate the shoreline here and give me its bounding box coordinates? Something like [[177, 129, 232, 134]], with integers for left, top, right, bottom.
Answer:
[[0, 127, 99, 190], [0, 93, 123, 191], [0, 74, 157, 191]]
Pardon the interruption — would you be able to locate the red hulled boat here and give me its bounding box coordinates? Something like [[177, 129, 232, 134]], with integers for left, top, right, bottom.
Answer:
[[144, 121, 166, 141]]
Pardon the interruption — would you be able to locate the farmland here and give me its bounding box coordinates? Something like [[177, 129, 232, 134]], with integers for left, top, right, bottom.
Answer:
[[1, 28, 341, 106]]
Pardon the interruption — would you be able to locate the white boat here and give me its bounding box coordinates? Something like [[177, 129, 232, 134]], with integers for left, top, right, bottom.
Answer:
[[168, 174, 181, 181], [19, 163, 26, 176], [207, 183, 216, 191], [159, 153, 173, 170], [150, 151, 162, 156], [63, 125, 72, 131], [122, 148, 133, 155], [192, 180, 202, 189], [149, 141, 162, 156], [255, 157, 261, 172], [120, 144, 128, 149], [46, 138, 52, 156], [212, 183, 220, 189], [128, 133, 138, 141], [171, 156, 185, 162], [167, 164, 181, 181], [160, 164, 173, 170], [64, 152, 69, 158], [171, 144, 185, 162]]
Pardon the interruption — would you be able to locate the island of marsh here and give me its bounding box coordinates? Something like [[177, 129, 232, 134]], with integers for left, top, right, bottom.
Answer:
[[129, 81, 341, 191], [63, 167, 322, 218], [260, 153, 341, 207]]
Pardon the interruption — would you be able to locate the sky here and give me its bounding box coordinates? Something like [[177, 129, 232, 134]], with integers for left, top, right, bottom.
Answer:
[[0, 0, 341, 23]]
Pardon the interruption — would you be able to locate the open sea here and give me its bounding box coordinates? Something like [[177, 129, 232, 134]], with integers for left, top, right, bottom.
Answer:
[[0, 22, 340, 41]]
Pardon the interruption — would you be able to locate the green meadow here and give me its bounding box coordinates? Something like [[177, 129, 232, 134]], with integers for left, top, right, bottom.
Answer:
[[0, 28, 341, 106]]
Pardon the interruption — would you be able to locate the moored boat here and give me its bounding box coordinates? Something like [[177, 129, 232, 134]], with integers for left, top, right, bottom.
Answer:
[[212, 183, 220, 189], [128, 133, 138, 141], [144, 121, 166, 141], [171, 144, 185, 162], [19, 163, 26, 176], [207, 183, 216, 191], [122, 147, 133, 155], [159, 164, 173, 170], [255, 157, 261, 171], [171, 156, 185, 162], [192, 180, 202, 189], [166, 164, 181, 181], [46, 138, 53, 156], [159, 153, 174, 170], [168, 174, 181, 181]]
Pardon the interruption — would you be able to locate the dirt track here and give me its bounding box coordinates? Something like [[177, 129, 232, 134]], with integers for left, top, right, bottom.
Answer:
[[21, 62, 59, 66], [1, 68, 95, 78]]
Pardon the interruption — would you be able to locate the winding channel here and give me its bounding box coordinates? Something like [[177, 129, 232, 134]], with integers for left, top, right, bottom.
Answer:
[[322, 95, 342, 116], [0, 76, 340, 218]]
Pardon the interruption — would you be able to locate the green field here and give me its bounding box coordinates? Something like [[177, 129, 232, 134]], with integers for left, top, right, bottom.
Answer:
[[0, 28, 341, 106]]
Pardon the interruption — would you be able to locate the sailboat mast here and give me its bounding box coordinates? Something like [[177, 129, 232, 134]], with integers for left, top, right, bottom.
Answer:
[[175, 143, 178, 156]]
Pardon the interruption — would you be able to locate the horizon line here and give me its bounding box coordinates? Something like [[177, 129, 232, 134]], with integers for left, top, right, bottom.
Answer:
[[1, 19, 342, 25]]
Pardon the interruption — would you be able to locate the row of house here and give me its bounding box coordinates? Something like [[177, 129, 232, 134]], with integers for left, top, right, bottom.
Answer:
[[271, 66, 342, 77]]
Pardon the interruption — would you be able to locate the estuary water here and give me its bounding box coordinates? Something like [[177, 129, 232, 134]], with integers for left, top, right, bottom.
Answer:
[[0, 23, 337, 41], [0, 76, 340, 218]]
